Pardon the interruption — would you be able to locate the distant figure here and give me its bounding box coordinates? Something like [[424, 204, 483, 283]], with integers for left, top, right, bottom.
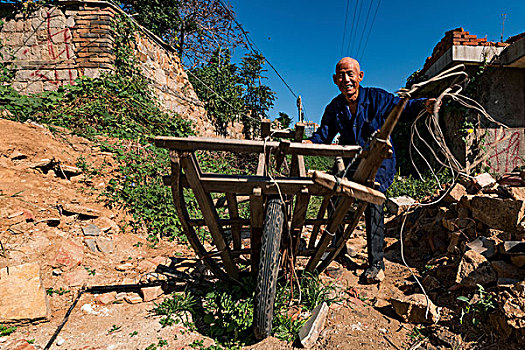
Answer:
[[305, 57, 437, 283]]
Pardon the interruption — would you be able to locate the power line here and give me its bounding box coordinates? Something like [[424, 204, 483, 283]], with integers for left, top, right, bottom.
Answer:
[[358, 0, 381, 61], [340, 0, 351, 57], [355, 0, 375, 59], [217, 0, 299, 100], [346, 0, 360, 57], [347, 0, 364, 56]]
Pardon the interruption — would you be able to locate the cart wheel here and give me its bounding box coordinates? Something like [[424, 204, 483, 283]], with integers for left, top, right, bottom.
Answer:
[[253, 197, 285, 340]]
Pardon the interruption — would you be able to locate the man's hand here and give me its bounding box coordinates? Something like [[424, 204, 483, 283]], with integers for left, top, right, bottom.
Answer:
[[302, 139, 313, 144], [425, 98, 442, 114]]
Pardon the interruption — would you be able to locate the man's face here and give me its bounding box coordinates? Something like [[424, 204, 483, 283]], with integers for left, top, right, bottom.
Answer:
[[333, 58, 363, 102]]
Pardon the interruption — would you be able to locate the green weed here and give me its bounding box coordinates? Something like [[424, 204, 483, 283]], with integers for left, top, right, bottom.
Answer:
[[0, 325, 17, 336], [154, 291, 197, 327], [457, 284, 496, 326]]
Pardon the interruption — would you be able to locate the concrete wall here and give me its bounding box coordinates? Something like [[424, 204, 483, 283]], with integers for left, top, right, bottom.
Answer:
[[0, 1, 243, 138]]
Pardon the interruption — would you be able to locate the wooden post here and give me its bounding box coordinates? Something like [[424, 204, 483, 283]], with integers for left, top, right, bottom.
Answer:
[[180, 153, 239, 279], [250, 187, 264, 274], [168, 151, 228, 280], [226, 192, 242, 250]]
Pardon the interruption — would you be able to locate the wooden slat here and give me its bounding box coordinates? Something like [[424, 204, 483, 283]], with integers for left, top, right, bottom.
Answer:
[[226, 192, 242, 250], [291, 188, 310, 255], [309, 98, 409, 273], [168, 151, 228, 280], [155, 136, 362, 158], [188, 217, 357, 227], [180, 153, 239, 279], [271, 129, 295, 138], [261, 119, 271, 139], [308, 195, 332, 249], [250, 187, 264, 275], [290, 123, 306, 177], [313, 171, 386, 205], [167, 173, 334, 196]]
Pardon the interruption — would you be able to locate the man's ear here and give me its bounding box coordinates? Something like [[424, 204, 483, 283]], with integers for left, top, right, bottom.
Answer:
[[332, 74, 338, 85], [358, 71, 364, 82]]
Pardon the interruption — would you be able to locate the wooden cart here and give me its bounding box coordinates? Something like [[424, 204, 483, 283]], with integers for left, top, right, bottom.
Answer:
[[154, 98, 408, 339]]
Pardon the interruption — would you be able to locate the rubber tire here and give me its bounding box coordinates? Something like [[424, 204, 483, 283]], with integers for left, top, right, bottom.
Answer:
[[253, 198, 285, 340]]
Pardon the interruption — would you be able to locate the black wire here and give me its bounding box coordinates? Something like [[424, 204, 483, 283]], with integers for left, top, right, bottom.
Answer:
[[358, 0, 381, 61], [340, 0, 351, 57], [346, 0, 360, 56], [347, 0, 364, 56], [355, 0, 375, 59]]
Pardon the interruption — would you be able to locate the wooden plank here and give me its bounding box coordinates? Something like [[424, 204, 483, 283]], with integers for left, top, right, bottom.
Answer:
[[291, 188, 310, 255], [308, 195, 332, 249], [226, 192, 242, 250], [155, 136, 362, 158], [188, 217, 357, 227], [261, 119, 271, 139], [180, 153, 239, 279], [250, 187, 264, 275], [168, 173, 335, 196], [291, 123, 306, 177], [271, 129, 295, 139], [312, 171, 386, 205], [168, 151, 228, 280], [309, 98, 409, 273]]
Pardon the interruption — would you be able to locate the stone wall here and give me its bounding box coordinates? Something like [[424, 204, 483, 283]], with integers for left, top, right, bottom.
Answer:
[[0, 0, 243, 138]]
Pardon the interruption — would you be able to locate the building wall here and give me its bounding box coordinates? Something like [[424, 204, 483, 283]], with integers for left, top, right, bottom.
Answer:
[[0, 1, 243, 138]]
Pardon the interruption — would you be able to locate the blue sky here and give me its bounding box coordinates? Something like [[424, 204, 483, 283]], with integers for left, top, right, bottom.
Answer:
[[228, 0, 525, 125]]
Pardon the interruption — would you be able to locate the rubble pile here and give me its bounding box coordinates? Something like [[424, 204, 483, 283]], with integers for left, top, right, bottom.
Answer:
[[389, 171, 525, 336]]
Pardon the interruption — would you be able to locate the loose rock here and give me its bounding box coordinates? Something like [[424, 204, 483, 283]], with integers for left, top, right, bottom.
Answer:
[[386, 196, 416, 215], [390, 294, 439, 323], [456, 250, 497, 288], [471, 197, 525, 232], [124, 292, 143, 304], [61, 204, 101, 218], [52, 239, 84, 270], [0, 263, 50, 323], [140, 286, 164, 302], [82, 224, 101, 236], [298, 302, 329, 348]]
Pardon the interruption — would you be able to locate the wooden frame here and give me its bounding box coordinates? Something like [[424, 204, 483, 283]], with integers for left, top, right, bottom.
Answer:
[[155, 99, 406, 279]]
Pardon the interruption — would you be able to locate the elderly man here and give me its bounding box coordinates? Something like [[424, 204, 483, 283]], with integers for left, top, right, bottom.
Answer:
[[305, 57, 436, 283]]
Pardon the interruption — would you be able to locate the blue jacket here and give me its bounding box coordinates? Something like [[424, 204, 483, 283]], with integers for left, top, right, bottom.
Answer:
[[309, 87, 426, 192]]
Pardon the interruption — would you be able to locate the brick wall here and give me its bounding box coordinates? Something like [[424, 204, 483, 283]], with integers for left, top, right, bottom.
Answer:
[[422, 28, 509, 74], [0, 1, 243, 138]]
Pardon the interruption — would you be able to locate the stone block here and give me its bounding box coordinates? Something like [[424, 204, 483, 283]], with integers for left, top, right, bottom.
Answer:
[[0, 263, 50, 323], [501, 241, 525, 255], [26, 81, 43, 95], [95, 238, 113, 254], [390, 294, 439, 323], [63, 267, 89, 287], [52, 239, 84, 270], [124, 292, 142, 304], [456, 250, 497, 288], [95, 292, 117, 305], [471, 197, 525, 232], [492, 260, 525, 280], [466, 236, 497, 258], [298, 302, 329, 348], [82, 224, 101, 236], [386, 196, 416, 215], [85, 238, 98, 252], [444, 183, 467, 203], [140, 286, 164, 302], [472, 173, 496, 191]]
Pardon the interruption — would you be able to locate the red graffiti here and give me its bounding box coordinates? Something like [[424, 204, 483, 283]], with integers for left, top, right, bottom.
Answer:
[[487, 128, 522, 173], [27, 11, 75, 86]]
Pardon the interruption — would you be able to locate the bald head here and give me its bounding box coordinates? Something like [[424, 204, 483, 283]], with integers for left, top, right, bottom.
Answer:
[[333, 57, 363, 103], [335, 57, 360, 73]]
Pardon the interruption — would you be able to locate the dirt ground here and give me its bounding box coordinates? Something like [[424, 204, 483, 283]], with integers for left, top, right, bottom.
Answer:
[[0, 118, 508, 350]]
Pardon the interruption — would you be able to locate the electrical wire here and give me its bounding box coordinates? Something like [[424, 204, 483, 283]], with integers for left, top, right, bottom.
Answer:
[[340, 0, 352, 57], [355, 0, 375, 60], [346, 0, 360, 57], [357, 0, 381, 61], [347, 0, 365, 56]]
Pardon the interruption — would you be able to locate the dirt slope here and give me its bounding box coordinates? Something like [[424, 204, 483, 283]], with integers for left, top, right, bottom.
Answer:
[[0, 118, 470, 350]]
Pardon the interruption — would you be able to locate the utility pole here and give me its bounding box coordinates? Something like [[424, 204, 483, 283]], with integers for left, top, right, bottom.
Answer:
[[297, 96, 303, 123], [501, 13, 507, 42]]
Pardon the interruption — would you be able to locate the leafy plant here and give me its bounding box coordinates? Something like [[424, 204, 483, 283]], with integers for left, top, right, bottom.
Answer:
[[0, 325, 17, 336], [153, 291, 197, 327], [46, 287, 70, 296], [457, 284, 496, 325], [108, 324, 122, 334], [386, 169, 452, 201]]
